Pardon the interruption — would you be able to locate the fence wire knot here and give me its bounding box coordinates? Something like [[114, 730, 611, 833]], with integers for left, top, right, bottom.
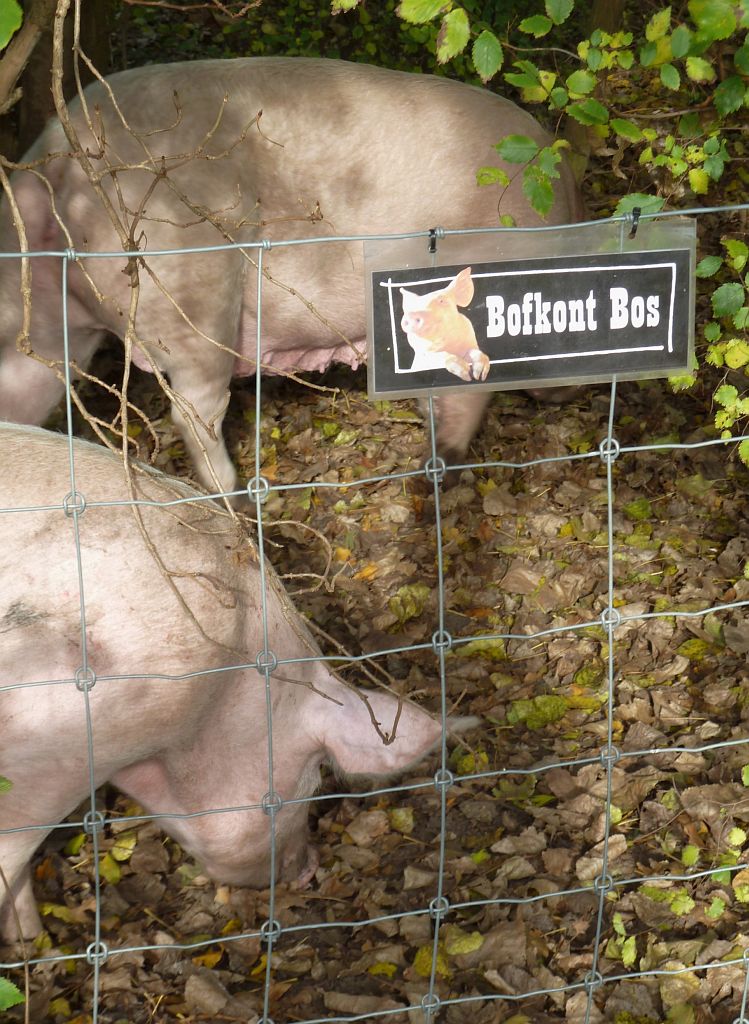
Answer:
[[85, 941, 108, 966], [429, 896, 450, 920], [260, 919, 282, 943], [424, 455, 446, 484], [75, 666, 97, 692], [255, 649, 278, 674], [600, 744, 621, 768], [600, 606, 621, 630], [63, 248, 78, 262], [593, 872, 614, 894], [261, 791, 283, 815], [83, 810, 105, 836], [246, 475, 270, 503], [433, 768, 454, 791], [63, 490, 87, 516], [431, 629, 452, 655], [421, 992, 441, 1014], [584, 969, 604, 993], [598, 437, 620, 463]]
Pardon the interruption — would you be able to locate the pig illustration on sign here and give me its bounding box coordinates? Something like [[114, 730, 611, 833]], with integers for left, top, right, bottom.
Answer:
[[0, 58, 583, 491], [0, 424, 456, 942], [400, 267, 490, 382]]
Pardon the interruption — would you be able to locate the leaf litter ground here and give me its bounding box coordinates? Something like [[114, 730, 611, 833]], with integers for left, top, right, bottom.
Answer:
[[4, 356, 749, 1024]]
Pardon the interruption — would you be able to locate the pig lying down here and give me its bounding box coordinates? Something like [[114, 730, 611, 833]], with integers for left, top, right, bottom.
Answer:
[[0, 58, 583, 494], [0, 423, 449, 943]]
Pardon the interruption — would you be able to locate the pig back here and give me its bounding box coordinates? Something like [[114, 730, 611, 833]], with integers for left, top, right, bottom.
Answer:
[[0, 423, 333, 761], [7, 58, 582, 371]]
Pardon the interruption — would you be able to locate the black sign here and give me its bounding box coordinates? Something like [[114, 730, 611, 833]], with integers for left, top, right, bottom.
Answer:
[[368, 249, 693, 398]]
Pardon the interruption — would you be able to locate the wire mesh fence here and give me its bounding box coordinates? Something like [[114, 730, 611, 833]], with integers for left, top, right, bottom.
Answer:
[[2, 208, 749, 1023]]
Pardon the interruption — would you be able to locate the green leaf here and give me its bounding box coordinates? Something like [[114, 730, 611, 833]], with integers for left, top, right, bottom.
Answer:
[[660, 63, 681, 89], [688, 0, 737, 39], [743, 764, 749, 786], [536, 145, 562, 177], [611, 118, 644, 141], [724, 238, 749, 272], [646, 6, 672, 40], [614, 193, 665, 216], [740, 440, 749, 467], [523, 164, 555, 218], [669, 890, 696, 915], [566, 98, 609, 125], [715, 383, 739, 408], [706, 896, 726, 919], [507, 694, 568, 730], [549, 86, 569, 108], [735, 43, 749, 75], [99, 851, 121, 884], [519, 14, 552, 37], [712, 282, 746, 317], [670, 24, 692, 57], [472, 30, 504, 82], [476, 165, 510, 187], [695, 255, 723, 277], [495, 134, 540, 163], [545, 0, 573, 25], [389, 583, 430, 624], [412, 943, 450, 978], [566, 69, 596, 95], [331, 0, 361, 9], [689, 168, 709, 194], [681, 844, 699, 866], [621, 934, 637, 967], [624, 497, 652, 521], [728, 826, 747, 847], [0, 775, 12, 794], [715, 76, 746, 115], [396, 0, 449, 24], [685, 56, 716, 82], [444, 925, 485, 955], [0, 977, 24, 1010], [436, 8, 470, 63], [586, 46, 603, 71], [725, 339, 749, 369], [0, 0, 21, 50], [639, 40, 658, 67]]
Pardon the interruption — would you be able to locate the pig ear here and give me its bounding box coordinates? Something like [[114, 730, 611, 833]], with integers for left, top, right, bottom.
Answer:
[[315, 688, 441, 776], [452, 267, 474, 306]]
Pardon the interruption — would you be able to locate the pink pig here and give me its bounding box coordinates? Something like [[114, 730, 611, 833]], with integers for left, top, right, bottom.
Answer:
[[400, 267, 490, 382], [0, 58, 583, 492], [0, 423, 455, 942]]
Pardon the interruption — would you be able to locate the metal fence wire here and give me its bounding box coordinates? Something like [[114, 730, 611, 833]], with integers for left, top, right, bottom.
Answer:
[[2, 206, 749, 1024]]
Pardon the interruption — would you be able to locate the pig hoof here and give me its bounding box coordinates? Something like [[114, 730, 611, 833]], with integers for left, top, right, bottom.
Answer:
[[471, 354, 490, 381]]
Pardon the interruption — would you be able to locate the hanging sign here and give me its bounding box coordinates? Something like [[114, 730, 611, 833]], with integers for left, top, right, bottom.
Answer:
[[365, 219, 695, 400]]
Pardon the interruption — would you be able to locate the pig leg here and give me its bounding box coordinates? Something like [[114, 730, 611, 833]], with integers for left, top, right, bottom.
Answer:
[[167, 353, 237, 495], [427, 390, 493, 466], [442, 354, 472, 382], [0, 860, 40, 942], [468, 349, 490, 382], [0, 329, 103, 428]]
